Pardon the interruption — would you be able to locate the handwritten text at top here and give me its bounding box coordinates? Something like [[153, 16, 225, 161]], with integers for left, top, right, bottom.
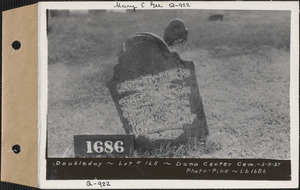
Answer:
[[114, 1, 191, 11]]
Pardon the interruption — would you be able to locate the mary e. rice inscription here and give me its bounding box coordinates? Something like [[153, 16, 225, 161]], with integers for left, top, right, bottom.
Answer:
[[107, 32, 208, 142]]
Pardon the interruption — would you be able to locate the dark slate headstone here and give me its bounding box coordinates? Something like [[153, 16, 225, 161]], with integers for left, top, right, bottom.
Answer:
[[163, 18, 188, 46], [107, 32, 208, 142]]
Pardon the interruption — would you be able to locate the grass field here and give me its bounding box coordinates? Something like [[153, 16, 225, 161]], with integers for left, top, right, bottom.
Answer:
[[47, 10, 290, 159]]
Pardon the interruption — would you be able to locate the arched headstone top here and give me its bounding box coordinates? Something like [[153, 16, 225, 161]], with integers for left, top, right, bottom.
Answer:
[[164, 18, 188, 46], [119, 32, 170, 58], [118, 32, 170, 65], [113, 32, 182, 81], [168, 18, 185, 25]]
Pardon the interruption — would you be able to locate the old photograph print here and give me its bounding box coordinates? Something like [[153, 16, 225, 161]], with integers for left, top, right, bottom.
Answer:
[[47, 9, 290, 160]]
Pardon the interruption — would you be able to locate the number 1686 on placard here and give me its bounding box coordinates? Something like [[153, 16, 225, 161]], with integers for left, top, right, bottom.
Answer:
[[85, 140, 125, 154], [74, 135, 134, 157]]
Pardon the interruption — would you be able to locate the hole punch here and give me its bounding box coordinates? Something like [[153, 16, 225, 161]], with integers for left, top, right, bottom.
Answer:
[[12, 40, 21, 50], [12, 144, 21, 154]]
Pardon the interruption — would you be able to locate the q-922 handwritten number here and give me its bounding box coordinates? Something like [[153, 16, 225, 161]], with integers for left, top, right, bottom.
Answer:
[[169, 2, 190, 8], [86, 181, 111, 188]]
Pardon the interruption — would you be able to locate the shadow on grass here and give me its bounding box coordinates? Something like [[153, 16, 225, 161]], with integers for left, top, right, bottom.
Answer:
[[134, 136, 222, 158]]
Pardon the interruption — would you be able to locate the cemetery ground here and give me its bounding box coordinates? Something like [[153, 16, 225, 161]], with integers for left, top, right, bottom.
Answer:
[[48, 10, 290, 159]]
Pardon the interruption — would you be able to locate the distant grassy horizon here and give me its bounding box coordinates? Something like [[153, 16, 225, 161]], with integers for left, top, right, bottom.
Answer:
[[48, 10, 290, 65], [47, 10, 290, 159]]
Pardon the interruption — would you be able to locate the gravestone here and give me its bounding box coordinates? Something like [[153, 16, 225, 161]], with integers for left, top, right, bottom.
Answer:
[[107, 32, 208, 143], [163, 18, 188, 46]]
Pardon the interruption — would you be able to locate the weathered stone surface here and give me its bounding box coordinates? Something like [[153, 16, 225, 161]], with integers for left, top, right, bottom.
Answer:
[[163, 18, 188, 46], [107, 32, 208, 142]]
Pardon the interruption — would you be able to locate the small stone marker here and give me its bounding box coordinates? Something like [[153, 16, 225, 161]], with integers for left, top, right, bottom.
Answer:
[[163, 18, 188, 46], [107, 32, 208, 143]]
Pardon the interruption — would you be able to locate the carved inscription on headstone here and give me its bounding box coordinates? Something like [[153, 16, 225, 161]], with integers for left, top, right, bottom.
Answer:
[[107, 32, 208, 141], [117, 68, 196, 139]]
